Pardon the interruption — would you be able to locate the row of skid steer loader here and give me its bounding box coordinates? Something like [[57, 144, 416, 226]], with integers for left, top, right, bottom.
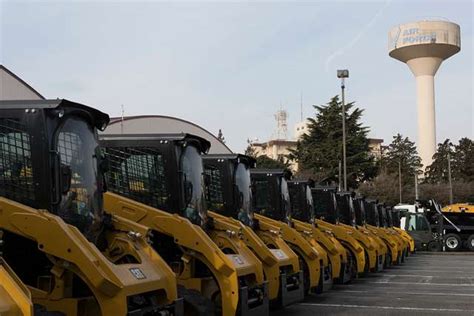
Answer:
[[100, 134, 269, 316], [0, 97, 414, 316], [202, 154, 304, 307]]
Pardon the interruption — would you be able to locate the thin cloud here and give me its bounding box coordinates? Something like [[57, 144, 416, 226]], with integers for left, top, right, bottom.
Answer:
[[325, 0, 392, 72]]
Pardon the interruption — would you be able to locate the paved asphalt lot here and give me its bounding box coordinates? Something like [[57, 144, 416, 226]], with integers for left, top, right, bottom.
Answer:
[[274, 253, 474, 315]]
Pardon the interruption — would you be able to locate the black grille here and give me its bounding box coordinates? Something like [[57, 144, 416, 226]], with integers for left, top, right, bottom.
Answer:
[[204, 166, 224, 211], [0, 118, 35, 206], [105, 147, 169, 210]]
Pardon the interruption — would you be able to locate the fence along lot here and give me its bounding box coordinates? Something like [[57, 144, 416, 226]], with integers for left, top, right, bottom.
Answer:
[[274, 253, 474, 316]]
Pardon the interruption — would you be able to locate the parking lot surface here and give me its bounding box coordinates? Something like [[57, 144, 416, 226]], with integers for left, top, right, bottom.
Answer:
[[274, 253, 474, 315]]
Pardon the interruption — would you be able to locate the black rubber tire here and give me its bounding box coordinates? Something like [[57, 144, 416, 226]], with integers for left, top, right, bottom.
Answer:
[[348, 251, 357, 279], [384, 252, 392, 268], [363, 251, 370, 274], [299, 257, 311, 295], [466, 235, 474, 252], [444, 233, 462, 252], [315, 263, 324, 294], [178, 286, 216, 316]]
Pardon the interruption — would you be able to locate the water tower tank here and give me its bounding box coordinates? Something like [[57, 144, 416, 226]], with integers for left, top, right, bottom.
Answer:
[[388, 20, 460, 169]]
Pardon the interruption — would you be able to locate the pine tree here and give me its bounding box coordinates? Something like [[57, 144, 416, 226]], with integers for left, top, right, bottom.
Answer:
[[289, 96, 376, 188], [424, 139, 454, 183], [244, 139, 257, 158], [381, 134, 422, 184], [255, 155, 291, 171], [453, 138, 474, 182]]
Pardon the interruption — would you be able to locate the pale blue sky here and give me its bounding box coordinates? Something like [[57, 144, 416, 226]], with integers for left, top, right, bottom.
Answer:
[[1, 0, 472, 152]]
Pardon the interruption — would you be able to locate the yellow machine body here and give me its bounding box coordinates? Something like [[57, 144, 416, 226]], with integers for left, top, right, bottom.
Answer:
[[394, 227, 415, 253], [104, 192, 267, 316], [0, 258, 33, 316], [315, 219, 366, 275], [387, 227, 409, 259], [366, 225, 400, 265], [357, 225, 389, 261], [292, 219, 346, 280], [339, 223, 385, 272], [443, 203, 474, 213], [254, 214, 322, 293], [208, 211, 302, 303], [0, 197, 180, 316]]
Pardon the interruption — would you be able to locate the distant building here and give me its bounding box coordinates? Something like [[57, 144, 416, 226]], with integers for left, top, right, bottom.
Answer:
[[0, 65, 44, 100], [250, 139, 297, 169], [294, 120, 310, 139]]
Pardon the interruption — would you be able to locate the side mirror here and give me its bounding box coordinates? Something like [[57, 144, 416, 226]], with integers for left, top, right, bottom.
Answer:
[[60, 164, 72, 194]]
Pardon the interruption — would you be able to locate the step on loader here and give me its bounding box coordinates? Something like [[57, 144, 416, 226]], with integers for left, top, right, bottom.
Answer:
[[310, 187, 366, 278], [203, 154, 304, 307], [0, 99, 181, 315], [334, 192, 386, 272], [287, 180, 352, 284], [250, 169, 326, 295], [101, 133, 268, 316]]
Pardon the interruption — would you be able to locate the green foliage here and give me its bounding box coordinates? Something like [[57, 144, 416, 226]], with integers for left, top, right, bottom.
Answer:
[[358, 174, 474, 206], [255, 155, 291, 171], [452, 138, 474, 182], [244, 140, 256, 158], [424, 139, 454, 183], [380, 133, 422, 184], [289, 96, 376, 188], [360, 137, 473, 205]]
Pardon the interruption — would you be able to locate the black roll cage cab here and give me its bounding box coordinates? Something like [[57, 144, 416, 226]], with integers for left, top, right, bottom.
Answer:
[[99, 133, 211, 227], [287, 180, 314, 223], [250, 169, 291, 223], [310, 186, 339, 224], [0, 99, 109, 216], [364, 199, 380, 227], [335, 191, 357, 227], [202, 153, 256, 223], [352, 196, 367, 226]]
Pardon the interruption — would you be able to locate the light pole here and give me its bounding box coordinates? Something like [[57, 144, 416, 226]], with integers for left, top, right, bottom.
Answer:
[[447, 152, 453, 204], [337, 69, 349, 191], [398, 160, 403, 203]]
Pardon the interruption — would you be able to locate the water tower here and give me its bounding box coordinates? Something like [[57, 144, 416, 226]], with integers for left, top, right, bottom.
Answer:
[[388, 20, 460, 168]]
